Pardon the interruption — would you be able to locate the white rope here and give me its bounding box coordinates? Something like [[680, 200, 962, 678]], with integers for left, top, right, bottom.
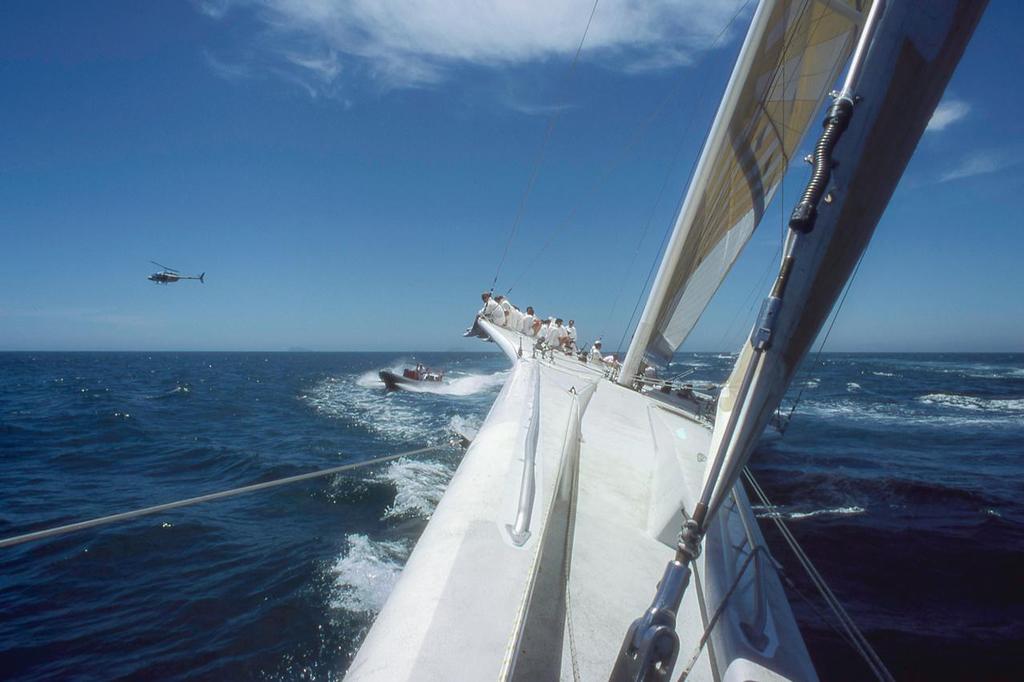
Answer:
[[742, 468, 895, 682], [0, 445, 447, 549]]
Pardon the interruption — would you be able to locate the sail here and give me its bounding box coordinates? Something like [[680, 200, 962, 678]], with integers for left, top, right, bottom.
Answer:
[[701, 0, 988, 518], [621, 0, 864, 380]]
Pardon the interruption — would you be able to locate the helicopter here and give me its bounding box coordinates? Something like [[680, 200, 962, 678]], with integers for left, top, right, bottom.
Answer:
[[148, 261, 205, 284]]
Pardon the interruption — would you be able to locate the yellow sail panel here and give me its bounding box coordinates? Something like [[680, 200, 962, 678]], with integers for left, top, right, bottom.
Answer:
[[648, 0, 862, 360]]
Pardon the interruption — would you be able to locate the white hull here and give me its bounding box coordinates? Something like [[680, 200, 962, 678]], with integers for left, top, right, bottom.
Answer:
[[346, 320, 815, 681]]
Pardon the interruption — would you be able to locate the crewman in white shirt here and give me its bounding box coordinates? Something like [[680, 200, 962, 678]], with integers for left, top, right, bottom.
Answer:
[[537, 317, 553, 345], [566, 320, 578, 351], [479, 291, 505, 326], [496, 295, 522, 330], [547, 318, 568, 349], [521, 306, 537, 336], [589, 339, 605, 364]]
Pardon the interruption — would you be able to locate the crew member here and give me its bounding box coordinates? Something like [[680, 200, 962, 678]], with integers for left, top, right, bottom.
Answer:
[[566, 320, 578, 352], [589, 339, 605, 364], [496, 295, 521, 330], [547, 318, 568, 349], [537, 317, 553, 346], [479, 291, 505, 326], [521, 307, 537, 336]]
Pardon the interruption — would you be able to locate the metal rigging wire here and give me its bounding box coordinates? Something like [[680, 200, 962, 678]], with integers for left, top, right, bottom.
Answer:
[[506, 0, 763, 299], [490, 0, 601, 293], [743, 467, 895, 682]]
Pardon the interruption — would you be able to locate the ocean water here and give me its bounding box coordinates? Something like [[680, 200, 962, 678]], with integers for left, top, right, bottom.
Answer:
[[1, 352, 1021, 681]]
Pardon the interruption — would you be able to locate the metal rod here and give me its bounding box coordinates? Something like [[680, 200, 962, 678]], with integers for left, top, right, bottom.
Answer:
[[839, 0, 886, 99]]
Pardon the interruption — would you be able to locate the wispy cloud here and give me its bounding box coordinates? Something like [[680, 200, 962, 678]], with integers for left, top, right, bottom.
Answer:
[[506, 100, 576, 117], [926, 97, 970, 132], [203, 50, 252, 81], [195, 0, 749, 98], [938, 151, 1009, 183]]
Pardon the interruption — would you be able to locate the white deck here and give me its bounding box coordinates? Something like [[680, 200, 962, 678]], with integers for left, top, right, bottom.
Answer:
[[345, 321, 815, 681]]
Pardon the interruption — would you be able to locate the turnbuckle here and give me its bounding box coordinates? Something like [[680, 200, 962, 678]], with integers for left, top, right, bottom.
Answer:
[[608, 559, 691, 681]]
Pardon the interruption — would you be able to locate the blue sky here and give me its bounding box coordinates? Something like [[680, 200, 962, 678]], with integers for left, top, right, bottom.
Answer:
[[1, 0, 1021, 352]]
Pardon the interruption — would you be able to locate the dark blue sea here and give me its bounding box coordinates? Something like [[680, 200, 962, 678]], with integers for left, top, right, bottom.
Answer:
[[1, 352, 1022, 681]]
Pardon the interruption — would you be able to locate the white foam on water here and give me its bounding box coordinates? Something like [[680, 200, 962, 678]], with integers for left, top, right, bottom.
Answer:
[[799, 397, 1022, 428], [448, 414, 480, 442], [753, 505, 865, 521], [917, 393, 1024, 413], [872, 371, 896, 377], [305, 362, 507, 443], [377, 458, 454, 519], [846, 382, 862, 392], [802, 378, 820, 389], [305, 375, 439, 443], [329, 534, 407, 613]]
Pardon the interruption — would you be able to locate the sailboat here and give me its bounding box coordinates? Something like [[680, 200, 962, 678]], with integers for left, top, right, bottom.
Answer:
[[346, 1, 986, 680]]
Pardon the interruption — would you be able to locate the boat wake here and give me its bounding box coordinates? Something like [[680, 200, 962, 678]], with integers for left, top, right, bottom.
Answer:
[[395, 371, 508, 396], [306, 376, 442, 442], [355, 362, 508, 397], [306, 363, 505, 444]]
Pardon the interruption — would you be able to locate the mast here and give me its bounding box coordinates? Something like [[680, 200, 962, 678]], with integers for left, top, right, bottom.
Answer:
[[618, 0, 778, 386], [611, 0, 988, 677]]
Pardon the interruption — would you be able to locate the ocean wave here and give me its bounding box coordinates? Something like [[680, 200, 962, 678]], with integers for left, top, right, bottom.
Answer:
[[328, 534, 407, 613], [879, 359, 1024, 380], [917, 393, 1024, 413], [752, 505, 865, 521], [872, 371, 896, 377], [846, 382, 862, 392], [377, 458, 454, 519], [796, 398, 1022, 427], [146, 385, 191, 400]]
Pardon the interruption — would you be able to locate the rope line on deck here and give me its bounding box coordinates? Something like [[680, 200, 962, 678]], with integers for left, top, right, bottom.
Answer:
[[0, 445, 447, 549]]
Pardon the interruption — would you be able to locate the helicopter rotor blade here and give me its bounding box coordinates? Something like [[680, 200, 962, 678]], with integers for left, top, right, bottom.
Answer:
[[150, 261, 180, 273]]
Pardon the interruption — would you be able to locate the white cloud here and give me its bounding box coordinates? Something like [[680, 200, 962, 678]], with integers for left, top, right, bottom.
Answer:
[[926, 97, 970, 132], [938, 151, 1007, 183], [197, 0, 749, 95], [203, 50, 252, 81]]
